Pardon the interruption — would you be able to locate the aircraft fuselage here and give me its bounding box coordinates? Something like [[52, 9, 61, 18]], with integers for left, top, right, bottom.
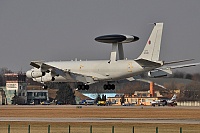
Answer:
[[31, 60, 157, 83]]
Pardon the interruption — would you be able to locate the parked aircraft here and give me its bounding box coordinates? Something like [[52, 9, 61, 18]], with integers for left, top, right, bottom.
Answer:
[[151, 94, 177, 106], [26, 23, 200, 90], [166, 94, 177, 106]]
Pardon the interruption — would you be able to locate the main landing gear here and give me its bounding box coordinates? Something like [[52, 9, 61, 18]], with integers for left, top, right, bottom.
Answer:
[[103, 84, 115, 90], [77, 84, 89, 90]]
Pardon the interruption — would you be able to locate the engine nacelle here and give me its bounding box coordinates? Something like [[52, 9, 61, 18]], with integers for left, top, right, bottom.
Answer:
[[148, 69, 172, 78], [33, 75, 55, 82], [41, 76, 55, 82], [26, 69, 45, 78]]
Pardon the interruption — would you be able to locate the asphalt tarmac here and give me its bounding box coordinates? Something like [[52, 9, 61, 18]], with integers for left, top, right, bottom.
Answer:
[[1, 105, 200, 124]]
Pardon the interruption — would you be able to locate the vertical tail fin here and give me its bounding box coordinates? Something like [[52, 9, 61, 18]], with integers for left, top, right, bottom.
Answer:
[[171, 94, 176, 101], [138, 23, 163, 61]]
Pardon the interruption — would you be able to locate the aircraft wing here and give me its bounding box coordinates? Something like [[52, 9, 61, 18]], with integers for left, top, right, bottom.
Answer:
[[30, 61, 44, 69], [30, 61, 74, 79], [30, 61, 66, 76], [30, 61, 105, 84]]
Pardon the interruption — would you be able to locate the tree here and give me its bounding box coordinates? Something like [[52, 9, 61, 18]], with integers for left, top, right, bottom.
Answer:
[[184, 81, 200, 101], [120, 95, 125, 105], [0, 67, 13, 86], [55, 83, 76, 105], [185, 73, 192, 80], [164, 81, 177, 91], [11, 90, 18, 105], [96, 94, 106, 101], [192, 73, 200, 82], [171, 71, 185, 79], [96, 94, 101, 101], [11, 90, 25, 105], [0, 75, 4, 86], [102, 94, 106, 101]]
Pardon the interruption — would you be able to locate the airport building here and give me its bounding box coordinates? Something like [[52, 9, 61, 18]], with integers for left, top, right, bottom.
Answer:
[[4, 73, 27, 104], [107, 82, 164, 106], [26, 85, 49, 105], [4, 73, 50, 105], [107, 91, 162, 106]]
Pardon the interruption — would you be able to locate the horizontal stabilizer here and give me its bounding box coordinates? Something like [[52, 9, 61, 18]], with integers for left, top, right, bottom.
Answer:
[[135, 59, 162, 68], [164, 59, 194, 65], [169, 62, 200, 69]]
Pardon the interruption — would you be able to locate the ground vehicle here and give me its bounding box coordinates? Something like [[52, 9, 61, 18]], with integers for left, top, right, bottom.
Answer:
[[40, 101, 50, 105], [29, 100, 34, 105], [97, 101, 106, 106], [79, 99, 95, 105], [56, 101, 63, 105]]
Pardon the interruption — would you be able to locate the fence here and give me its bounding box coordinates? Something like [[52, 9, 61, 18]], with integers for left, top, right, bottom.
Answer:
[[177, 101, 200, 106], [2, 124, 200, 133]]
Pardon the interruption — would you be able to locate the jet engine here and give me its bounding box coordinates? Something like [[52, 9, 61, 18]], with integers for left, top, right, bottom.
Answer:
[[26, 69, 45, 78], [148, 69, 172, 78], [33, 74, 55, 82], [41, 76, 55, 82]]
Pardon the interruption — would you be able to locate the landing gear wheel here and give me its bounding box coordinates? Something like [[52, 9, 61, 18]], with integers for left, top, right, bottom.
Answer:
[[85, 85, 89, 90], [77, 85, 90, 90], [111, 84, 115, 90], [43, 85, 48, 89], [103, 84, 107, 90]]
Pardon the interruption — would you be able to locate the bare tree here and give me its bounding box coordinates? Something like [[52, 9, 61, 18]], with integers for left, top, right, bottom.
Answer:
[[171, 71, 185, 79], [192, 73, 200, 82]]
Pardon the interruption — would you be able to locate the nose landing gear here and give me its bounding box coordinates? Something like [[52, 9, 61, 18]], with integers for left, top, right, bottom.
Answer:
[[42, 85, 48, 89]]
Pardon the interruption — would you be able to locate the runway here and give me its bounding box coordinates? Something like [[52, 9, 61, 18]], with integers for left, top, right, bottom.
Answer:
[[1, 105, 200, 125], [0, 117, 200, 124]]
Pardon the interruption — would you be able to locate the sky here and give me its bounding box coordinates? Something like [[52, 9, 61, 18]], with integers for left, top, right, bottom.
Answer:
[[0, 0, 200, 73]]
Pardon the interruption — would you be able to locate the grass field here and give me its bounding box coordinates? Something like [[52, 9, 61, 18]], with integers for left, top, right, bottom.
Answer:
[[0, 105, 200, 133], [0, 122, 200, 133]]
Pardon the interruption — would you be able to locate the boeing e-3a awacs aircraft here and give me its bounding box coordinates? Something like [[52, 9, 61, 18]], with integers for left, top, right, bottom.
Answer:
[[26, 23, 200, 90]]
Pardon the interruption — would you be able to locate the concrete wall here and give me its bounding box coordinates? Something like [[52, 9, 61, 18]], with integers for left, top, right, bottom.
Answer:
[[177, 101, 200, 106]]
